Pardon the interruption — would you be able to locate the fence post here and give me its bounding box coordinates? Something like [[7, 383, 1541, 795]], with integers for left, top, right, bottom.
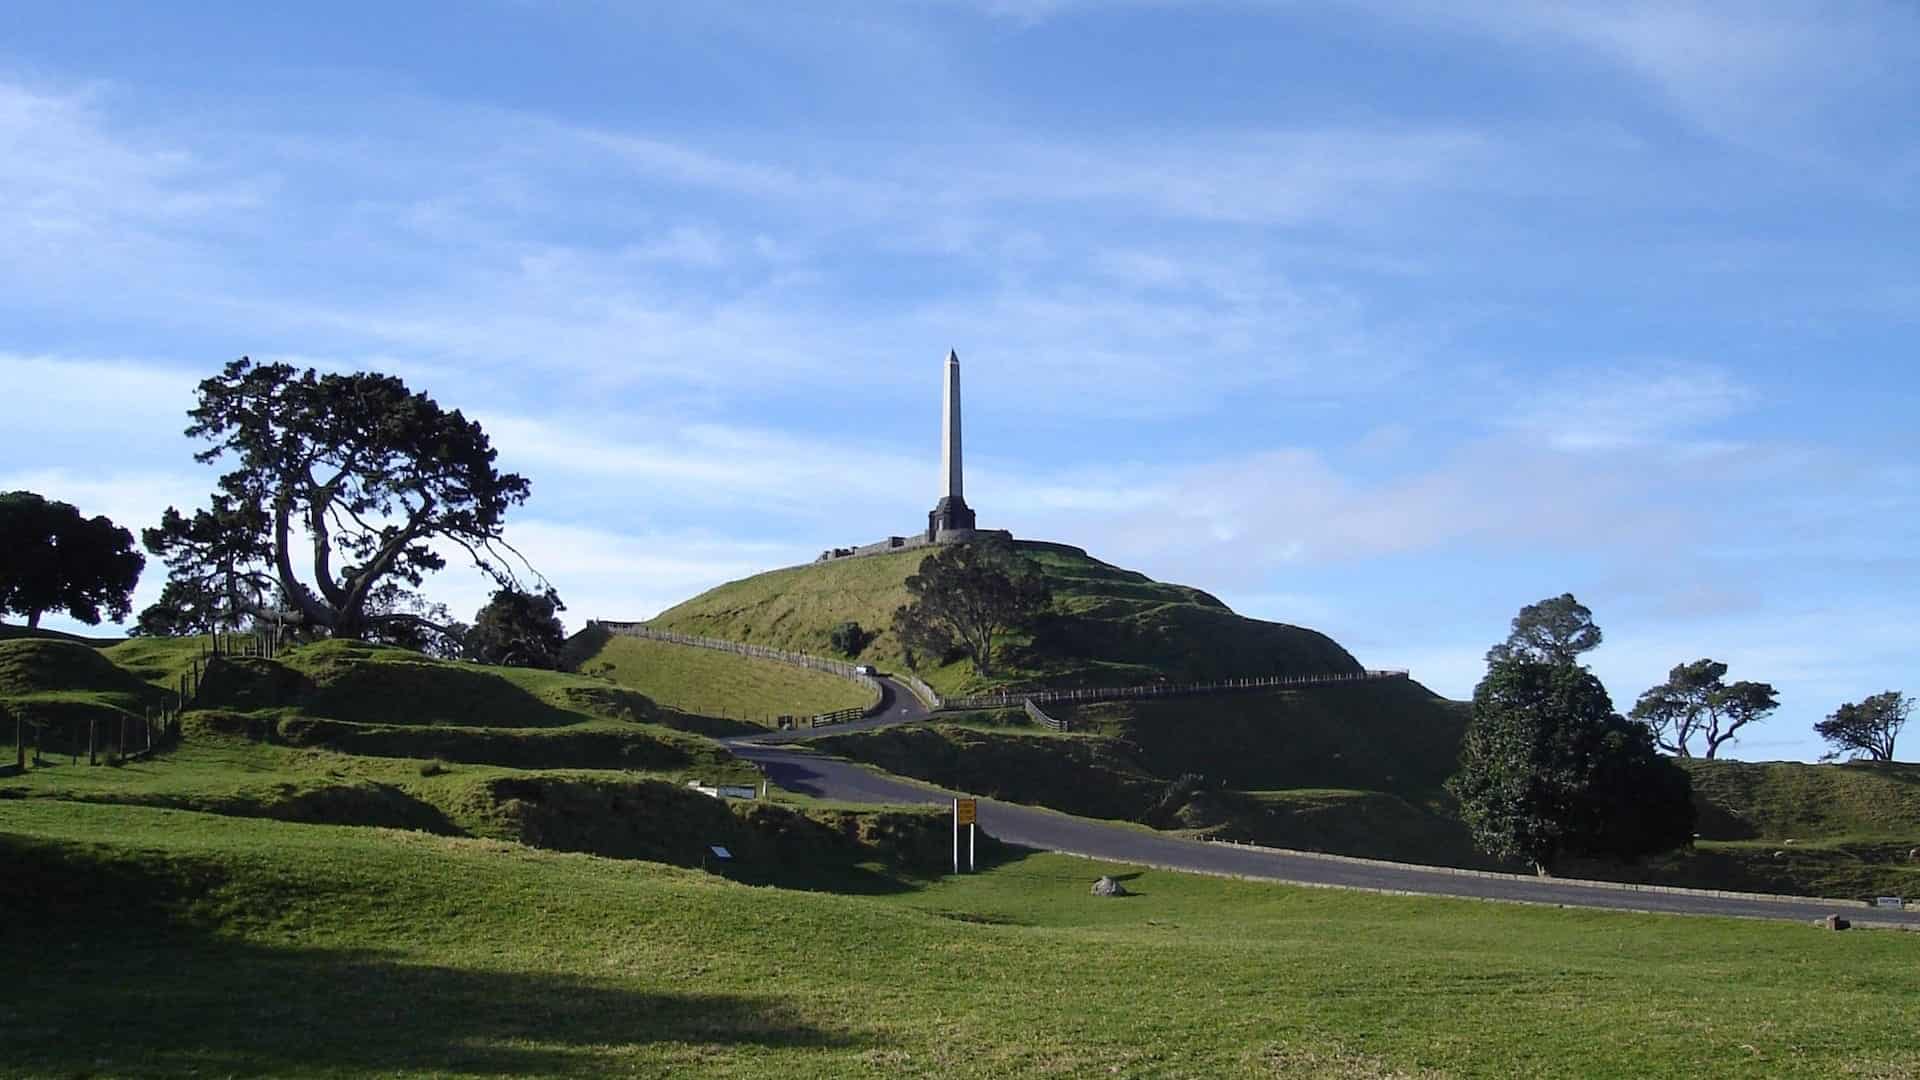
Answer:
[[89, 714, 98, 765]]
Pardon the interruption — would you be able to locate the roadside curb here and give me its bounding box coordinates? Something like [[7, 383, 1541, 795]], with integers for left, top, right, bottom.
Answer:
[[1044, 847, 1918, 928], [1198, 838, 1885, 910]]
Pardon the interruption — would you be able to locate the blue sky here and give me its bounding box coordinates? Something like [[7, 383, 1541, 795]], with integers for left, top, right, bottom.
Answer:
[[4, 2, 1916, 761]]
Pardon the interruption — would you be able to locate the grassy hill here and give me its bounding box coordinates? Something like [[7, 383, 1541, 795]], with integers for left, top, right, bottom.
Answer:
[[6, 799, 1920, 1077], [646, 539, 1360, 697], [564, 626, 876, 723]]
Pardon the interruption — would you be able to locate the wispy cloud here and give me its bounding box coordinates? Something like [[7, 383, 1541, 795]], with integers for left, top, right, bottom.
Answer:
[[1496, 362, 1755, 452]]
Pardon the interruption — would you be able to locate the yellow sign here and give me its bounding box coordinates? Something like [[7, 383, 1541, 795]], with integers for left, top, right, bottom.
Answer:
[[955, 798, 977, 825]]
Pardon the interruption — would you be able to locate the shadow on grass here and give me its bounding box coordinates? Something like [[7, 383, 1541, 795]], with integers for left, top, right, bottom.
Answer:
[[0, 837, 869, 1075], [6, 935, 865, 1076]]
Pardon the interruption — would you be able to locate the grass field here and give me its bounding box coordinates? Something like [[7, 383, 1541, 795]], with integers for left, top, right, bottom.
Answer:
[[567, 630, 876, 723], [646, 539, 1361, 697], [5, 798, 1919, 1078]]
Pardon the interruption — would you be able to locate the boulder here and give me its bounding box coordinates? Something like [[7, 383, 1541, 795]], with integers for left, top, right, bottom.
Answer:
[[1091, 876, 1130, 897], [1819, 914, 1851, 931]]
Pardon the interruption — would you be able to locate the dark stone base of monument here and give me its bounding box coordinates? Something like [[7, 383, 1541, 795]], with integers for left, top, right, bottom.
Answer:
[[927, 495, 977, 541]]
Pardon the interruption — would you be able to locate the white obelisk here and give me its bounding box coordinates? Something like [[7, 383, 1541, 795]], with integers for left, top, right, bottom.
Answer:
[[941, 349, 963, 502], [928, 349, 977, 540]]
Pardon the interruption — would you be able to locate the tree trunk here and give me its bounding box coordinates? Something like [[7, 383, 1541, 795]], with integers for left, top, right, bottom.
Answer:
[[26, 609, 40, 629]]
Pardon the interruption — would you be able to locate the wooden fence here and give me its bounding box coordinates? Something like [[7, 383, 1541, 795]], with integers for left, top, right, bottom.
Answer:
[[898, 672, 943, 710], [1023, 698, 1066, 732], [944, 669, 1410, 712], [593, 620, 884, 711]]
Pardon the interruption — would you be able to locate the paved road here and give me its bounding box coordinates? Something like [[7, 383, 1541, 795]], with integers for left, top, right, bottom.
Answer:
[[726, 720, 1920, 927], [741, 675, 935, 745]]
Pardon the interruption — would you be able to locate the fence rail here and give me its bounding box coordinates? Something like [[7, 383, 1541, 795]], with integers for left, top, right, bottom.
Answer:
[[898, 672, 943, 711], [1023, 698, 1066, 732], [593, 620, 884, 711], [944, 669, 1410, 712]]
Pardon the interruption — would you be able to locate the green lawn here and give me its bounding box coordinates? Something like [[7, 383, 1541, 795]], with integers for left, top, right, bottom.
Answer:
[[4, 799, 1918, 1078], [569, 632, 875, 724]]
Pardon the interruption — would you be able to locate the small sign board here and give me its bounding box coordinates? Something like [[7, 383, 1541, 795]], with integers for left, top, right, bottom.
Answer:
[[955, 798, 977, 825], [1875, 896, 1905, 910], [709, 846, 733, 861]]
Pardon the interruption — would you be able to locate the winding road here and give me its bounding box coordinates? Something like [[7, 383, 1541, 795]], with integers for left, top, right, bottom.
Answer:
[[724, 676, 1920, 928]]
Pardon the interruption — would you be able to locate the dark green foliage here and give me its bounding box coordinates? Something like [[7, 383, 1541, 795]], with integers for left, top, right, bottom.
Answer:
[[1815, 690, 1911, 762], [145, 357, 535, 642], [892, 535, 1050, 676], [827, 620, 868, 658], [0, 491, 144, 629], [1485, 593, 1601, 667], [1630, 659, 1778, 759], [1449, 659, 1694, 873], [133, 578, 229, 638], [464, 589, 567, 669]]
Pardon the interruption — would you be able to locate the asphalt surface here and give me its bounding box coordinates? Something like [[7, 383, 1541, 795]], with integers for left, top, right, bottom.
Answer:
[[726, 690, 1920, 927]]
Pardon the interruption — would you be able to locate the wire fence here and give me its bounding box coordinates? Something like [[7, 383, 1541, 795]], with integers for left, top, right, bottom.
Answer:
[[945, 669, 1410, 712]]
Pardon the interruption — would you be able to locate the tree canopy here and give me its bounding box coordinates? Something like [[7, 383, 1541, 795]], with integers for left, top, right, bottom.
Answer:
[[1486, 593, 1602, 667], [0, 491, 144, 629], [890, 535, 1050, 677], [144, 358, 538, 645], [463, 588, 567, 669], [1814, 691, 1910, 763], [1629, 659, 1778, 759], [1448, 657, 1694, 875]]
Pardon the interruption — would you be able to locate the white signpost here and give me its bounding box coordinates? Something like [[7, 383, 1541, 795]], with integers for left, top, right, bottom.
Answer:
[[1875, 896, 1905, 911], [953, 798, 977, 874]]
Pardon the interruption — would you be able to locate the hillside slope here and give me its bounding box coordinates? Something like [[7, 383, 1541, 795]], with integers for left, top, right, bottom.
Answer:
[[644, 539, 1360, 696]]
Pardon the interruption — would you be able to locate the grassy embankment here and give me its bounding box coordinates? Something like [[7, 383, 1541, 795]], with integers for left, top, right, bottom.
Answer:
[[817, 681, 1920, 899], [646, 539, 1360, 699], [0, 632, 957, 879], [564, 626, 875, 724], [5, 799, 1919, 1078]]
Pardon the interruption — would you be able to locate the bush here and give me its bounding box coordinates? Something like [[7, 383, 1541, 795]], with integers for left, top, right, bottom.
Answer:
[[828, 621, 868, 657]]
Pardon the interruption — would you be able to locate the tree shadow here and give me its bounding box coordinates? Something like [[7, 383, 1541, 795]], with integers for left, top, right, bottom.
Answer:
[[6, 934, 866, 1076]]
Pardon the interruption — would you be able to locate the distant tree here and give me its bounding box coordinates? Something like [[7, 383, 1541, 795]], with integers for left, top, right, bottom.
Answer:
[[131, 579, 223, 638], [144, 357, 540, 644], [463, 588, 566, 668], [1486, 593, 1603, 667], [1449, 658, 1695, 875], [0, 491, 145, 629], [1815, 691, 1911, 763], [1630, 660, 1778, 759], [890, 536, 1050, 677], [828, 620, 868, 658]]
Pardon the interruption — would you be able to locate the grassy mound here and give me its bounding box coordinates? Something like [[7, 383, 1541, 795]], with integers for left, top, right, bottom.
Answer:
[[646, 539, 1360, 696], [0, 639, 168, 756], [0, 638, 154, 699], [1685, 759, 1920, 842], [6, 800, 1920, 1077], [567, 628, 875, 723]]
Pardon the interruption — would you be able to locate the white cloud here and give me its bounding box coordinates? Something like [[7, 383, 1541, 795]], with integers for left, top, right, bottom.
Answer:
[[1496, 362, 1755, 452]]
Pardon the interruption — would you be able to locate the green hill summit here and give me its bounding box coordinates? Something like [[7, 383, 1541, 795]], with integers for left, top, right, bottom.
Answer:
[[632, 539, 1360, 698]]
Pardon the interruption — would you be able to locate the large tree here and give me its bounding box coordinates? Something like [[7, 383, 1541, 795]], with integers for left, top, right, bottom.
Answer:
[[463, 588, 567, 669], [144, 357, 537, 644], [1448, 658, 1694, 875], [1486, 593, 1603, 667], [1815, 691, 1910, 763], [890, 535, 1050, 677], [1629, 659, 1778, 759], [0, 491, 144, 629]]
